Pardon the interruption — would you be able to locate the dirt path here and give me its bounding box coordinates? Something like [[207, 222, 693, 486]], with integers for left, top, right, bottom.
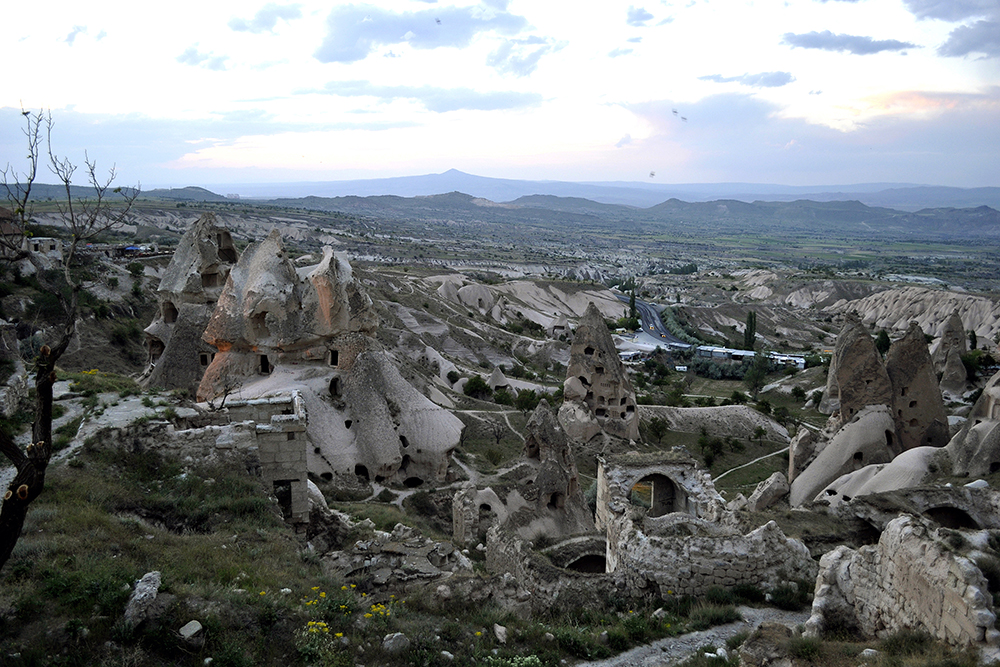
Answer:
[[578, 606, 810, 667], [713, 446, 788, 483]]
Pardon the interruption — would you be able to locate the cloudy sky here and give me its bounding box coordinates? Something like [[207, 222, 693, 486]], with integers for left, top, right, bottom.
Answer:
[[2, 0, 998, 190]]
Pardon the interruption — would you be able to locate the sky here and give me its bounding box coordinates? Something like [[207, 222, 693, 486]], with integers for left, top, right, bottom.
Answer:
[[2, 0, 999, 191]]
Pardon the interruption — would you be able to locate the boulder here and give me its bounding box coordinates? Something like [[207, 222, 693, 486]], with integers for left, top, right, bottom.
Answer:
[[885, 322, 950, 454], [747, 472, 789, 512], [124, 571, 162, 627], [382, 632, 410, 654]]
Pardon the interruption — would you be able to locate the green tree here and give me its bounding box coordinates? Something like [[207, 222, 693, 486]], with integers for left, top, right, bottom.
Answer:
[[743, 351, 769, 400], [969, 329, 978, 351], [647, 416, 668, 443], [629, 286, 637, 320], [514, 389, 541, 413], [744, 311, 757, 350], [875, 330, 891, 357], [463, 375, 492, 400]]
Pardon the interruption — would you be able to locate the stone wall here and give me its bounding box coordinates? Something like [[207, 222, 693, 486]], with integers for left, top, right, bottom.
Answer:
[[806, 515, 999, 647]]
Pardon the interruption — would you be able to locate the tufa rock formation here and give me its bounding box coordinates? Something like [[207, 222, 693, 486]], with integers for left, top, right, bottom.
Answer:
[[820, 313, 892, 420], [198, 231, 377, 399], [558, 302, 638, 441], [946, 368, 1000, 478], [196, 228, 461, 487], [935, 310, 970, 398], [142, 213, 239, 395], [885, 322, 950, 454], [790, 405, 896, 506]]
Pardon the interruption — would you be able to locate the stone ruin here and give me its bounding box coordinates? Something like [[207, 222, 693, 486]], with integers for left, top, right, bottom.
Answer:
[[472, 432, 816, 613], [453, 401, 593, 545], [596, 452, 815, 597], [792, 316, 950, 507], [142, 213, 239, 396], [806, 515, 998, 647], [558, 302, 639, 442]]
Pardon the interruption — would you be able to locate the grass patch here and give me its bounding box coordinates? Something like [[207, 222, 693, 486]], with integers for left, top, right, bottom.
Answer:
[[63, 368, 140, 396]]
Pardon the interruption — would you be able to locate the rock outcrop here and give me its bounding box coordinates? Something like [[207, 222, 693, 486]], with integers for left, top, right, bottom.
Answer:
[[936, 310, 970, 398], [558, 302, 638, 441], [885, 322, 950, 454], [142, 213, 239, 395], [825, 286, 1000, 343]]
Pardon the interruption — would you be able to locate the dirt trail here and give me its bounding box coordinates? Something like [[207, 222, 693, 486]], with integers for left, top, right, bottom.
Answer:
[[578, 606, 810, 667]]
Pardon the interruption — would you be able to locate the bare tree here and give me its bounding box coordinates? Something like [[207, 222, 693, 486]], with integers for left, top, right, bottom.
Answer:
[[0, 110, 139, 570], [485, 417, 506, 446]]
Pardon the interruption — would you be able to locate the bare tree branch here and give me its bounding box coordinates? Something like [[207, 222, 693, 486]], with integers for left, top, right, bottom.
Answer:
[[0, 110, 139, 571]]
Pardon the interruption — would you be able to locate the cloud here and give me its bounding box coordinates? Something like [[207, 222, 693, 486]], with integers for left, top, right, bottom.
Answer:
[[309, 80, 543, 112], [902, 0, 996, 22], [627, 6, 654, 26], [608, 48, 634, 57], [782, 30, 917, 54], [625, 88, 1000, 185], [229, 3, 302, 33], [487, 37, 561, 76], [314, 3, 528, 64], [627, 37, 642, 43], [615, 134, 632, 148], [938, 20, 1000, 58], [177, 47, 229, 71], [699, 71, 796, 87], [65, 26, 86, 45]]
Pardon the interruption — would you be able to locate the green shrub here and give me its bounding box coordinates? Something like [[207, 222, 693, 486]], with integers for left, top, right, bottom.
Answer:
[[879, 629, 933, 657], [689, 603, 741, 630], [787, 636, 821, 660]]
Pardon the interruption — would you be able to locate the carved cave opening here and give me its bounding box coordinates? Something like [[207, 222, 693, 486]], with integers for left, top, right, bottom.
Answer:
[[162, 301, 178, 324], [923, 506, 980, 530], [630, 474, 684, 517], [565, 554, 607, 573]]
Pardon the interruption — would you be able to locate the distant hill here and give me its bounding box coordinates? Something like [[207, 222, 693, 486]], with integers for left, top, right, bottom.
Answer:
[[191, 170, 1000, 210]]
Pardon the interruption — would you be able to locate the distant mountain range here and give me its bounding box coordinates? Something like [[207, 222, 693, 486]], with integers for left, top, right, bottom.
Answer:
[[182, 169, 1000, 211]]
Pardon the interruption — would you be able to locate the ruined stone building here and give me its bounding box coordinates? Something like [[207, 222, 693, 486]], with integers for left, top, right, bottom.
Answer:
[[142, 213, 239, 395], [559, 302, 639, 442]]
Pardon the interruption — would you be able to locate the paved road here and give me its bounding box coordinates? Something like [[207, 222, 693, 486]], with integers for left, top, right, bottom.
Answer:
[[616, 294, 689, 347]]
